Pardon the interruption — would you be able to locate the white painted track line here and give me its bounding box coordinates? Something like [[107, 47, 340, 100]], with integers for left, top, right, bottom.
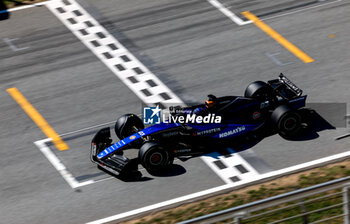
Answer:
[[0, 0, 342, 23], [33, 136, 186, 189], [88, 148, 350, 224], [34, 139, 81, 188], [207, 0, 343, 25], [59, 120, 115, 137], [59, 113, 142, 137], [261, 0, 343, 21], [85, 183, 243, 224], [207, 0, 252, 26], [34, 139, 95, 188]]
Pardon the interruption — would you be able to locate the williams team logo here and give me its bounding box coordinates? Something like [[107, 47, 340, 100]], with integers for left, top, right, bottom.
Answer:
[[143, 105, 162, 124]]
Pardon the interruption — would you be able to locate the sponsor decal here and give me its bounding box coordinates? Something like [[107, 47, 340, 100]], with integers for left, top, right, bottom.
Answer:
[[162, 131, 180, 137], [196, 128, 221, 136], [138, 131, 146, 136], [129, 135, 136, 140], [175, 149, 191, 153], [143, 105, 161, 124], [219, 126, 246, 138], [116, 141, 125, 147], [143, 105, 222, 124], [163, 113, 221, 124], [169, 106, 184, 113], [260, 101, 269, 109], [252, 111, 261, 120]]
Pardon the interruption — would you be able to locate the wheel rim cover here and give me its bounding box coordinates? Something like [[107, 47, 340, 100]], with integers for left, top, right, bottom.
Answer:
[[150, 152, 162, 165], [284, 117, 297, 131]]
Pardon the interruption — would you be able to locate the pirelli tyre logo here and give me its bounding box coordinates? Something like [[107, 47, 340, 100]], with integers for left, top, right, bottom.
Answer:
[[219, 126, 246, 138]]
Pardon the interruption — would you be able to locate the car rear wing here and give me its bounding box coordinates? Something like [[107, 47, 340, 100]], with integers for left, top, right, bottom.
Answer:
[[278, 73, 303, 96], [268, 73, 303, 100]]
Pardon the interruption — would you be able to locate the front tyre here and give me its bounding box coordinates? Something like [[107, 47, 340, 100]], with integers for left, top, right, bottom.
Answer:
[[271, 105, 302, 138], [115, 114, 144, 140], [139, 142, 173, 172]]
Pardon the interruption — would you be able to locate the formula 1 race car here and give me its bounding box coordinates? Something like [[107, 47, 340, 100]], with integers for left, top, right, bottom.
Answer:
[[91, 73, 307, 178]]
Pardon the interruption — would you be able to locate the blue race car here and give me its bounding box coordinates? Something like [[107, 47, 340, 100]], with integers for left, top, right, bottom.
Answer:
[[91, 74, 307, 178]]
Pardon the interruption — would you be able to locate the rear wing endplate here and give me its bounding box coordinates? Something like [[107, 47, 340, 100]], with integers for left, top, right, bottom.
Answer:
[[279, 73, 303, 96]]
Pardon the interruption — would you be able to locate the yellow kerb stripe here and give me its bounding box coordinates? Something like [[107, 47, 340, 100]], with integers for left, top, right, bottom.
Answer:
[[7, 87, 69, 151], [241, 11, 314, 63]]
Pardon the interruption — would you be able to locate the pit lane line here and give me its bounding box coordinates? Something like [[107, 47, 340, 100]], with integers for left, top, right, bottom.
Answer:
[[7, 87, 69, 151], [242, 11, 314, 63], [34, 138, 98, 188], [260, 0, 343, 22], [207, 0, 342, 63], [208, 0, 314, 64], [207, 0, 252, 26], [0, 0, 342, 23], [207, 0, 342, 25], [35, 132, 254, 188], [35, 136, 145, 189], [33, 137, 195, 189]]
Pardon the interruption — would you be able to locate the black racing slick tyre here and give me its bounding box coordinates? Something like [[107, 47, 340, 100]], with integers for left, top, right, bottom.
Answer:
[[115, 114, 144, 140], [139, 142, 173, 172], [271, 105, 302, 138], [244, 81, 273, 100]]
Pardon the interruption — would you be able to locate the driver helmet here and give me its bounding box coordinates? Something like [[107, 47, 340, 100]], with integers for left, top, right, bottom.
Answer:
[[205, 94, 217, 109]]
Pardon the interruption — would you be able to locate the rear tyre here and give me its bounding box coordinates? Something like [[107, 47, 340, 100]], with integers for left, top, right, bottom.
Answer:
[[139, 142, 173, 172], [115, 114, 144, 139], [271, 105, 302, 138], [244, 81, 273, 100]]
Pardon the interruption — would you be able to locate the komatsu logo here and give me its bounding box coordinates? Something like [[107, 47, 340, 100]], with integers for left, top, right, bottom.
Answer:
[[219, 126, 246, 138]]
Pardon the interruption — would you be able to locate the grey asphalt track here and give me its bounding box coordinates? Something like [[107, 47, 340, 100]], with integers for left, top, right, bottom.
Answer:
[[0, 0, 349, 223]]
